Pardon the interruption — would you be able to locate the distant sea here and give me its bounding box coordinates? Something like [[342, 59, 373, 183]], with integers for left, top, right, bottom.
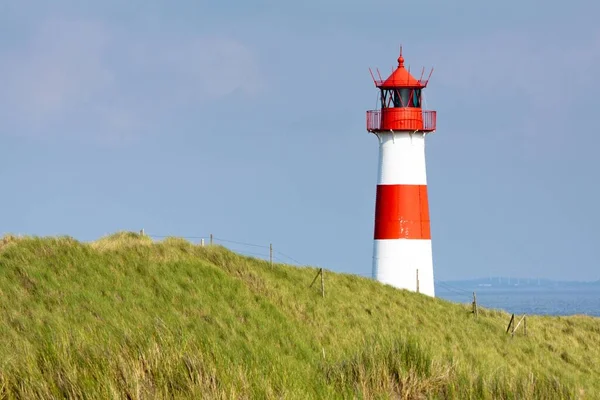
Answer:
[[436, 281, 600, 317]]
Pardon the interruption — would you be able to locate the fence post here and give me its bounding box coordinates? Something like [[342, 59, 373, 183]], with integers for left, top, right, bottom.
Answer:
[[320, 268, 325, 298], [472, 292, 478, 318], [416, 269, 420, 293], [506, 314, 515, 334], [512, 315, 526, 337], [270, 243, 273, 266], [140, 229, 145, 236], [200, 238, 205, 247], [309, 268, 321, 289], [210, 234, 213, 245]]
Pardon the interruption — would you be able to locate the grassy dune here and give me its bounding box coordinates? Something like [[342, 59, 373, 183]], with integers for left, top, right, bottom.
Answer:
[[0, 232, 599, 399]]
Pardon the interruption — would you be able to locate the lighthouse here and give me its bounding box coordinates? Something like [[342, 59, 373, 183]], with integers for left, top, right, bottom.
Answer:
[[366, 49, 437, 297]]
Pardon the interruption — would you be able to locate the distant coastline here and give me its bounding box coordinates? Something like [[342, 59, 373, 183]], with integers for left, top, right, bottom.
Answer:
[[436, 278, 600, 317], [438, 278, 600, 290]]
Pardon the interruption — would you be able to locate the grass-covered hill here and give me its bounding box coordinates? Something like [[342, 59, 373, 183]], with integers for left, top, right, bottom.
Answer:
[[0, 232, 599, 399]]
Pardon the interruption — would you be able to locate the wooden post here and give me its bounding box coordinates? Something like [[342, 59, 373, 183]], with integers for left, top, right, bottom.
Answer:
[[512, 315, 526, 337], [269, 243, 273, 266], [416, 269, 420, 293], [309, 268, 325, 298], [472, 292, 478, 318], [210, 234, 213, 245], [140, 229, 145, 236], [200, 238, 205, 247], [506, 314, 515, 334], [309, 268, 321, 288]]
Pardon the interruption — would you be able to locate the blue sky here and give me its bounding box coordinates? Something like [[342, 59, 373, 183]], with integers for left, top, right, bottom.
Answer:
[[1, 0, 599, 281]]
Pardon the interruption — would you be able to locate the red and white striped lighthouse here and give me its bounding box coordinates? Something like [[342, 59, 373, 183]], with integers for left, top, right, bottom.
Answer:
[[366, 49, 437, 297]]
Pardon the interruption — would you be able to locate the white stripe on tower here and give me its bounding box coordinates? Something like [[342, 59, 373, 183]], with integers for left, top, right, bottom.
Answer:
[[372, 131, 435, 297]]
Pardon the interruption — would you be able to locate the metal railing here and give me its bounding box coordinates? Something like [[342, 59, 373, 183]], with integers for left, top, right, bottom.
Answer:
[[423, 110, 436, 131], [366, 109, 382, 132], [366, 109, 436, 132]]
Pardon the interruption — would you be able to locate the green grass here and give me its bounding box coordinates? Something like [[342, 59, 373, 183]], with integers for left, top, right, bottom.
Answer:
[[0, 232, 598, 399]]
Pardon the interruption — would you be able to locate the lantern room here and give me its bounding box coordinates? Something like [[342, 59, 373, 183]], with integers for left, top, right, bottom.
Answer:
[[366, 51, 436, 133]]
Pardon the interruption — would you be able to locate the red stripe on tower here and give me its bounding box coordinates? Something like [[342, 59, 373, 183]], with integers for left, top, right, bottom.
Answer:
[[374, 184, 431, 240]]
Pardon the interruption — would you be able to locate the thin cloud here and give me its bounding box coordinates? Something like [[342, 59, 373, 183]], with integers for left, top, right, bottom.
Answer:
[[432, 30, 600, 109], [0, 18, 263, 144], [1, 19, 113, 125], [425, 30, 600, 153]]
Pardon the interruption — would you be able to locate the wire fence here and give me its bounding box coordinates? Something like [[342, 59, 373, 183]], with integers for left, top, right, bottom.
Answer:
[[434, 280, 474, 303], [144, 230, 474, 303], [145, 232, 303, 266]]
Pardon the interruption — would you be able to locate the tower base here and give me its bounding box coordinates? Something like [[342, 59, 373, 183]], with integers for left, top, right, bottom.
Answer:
[[372, 239, 435, 297]]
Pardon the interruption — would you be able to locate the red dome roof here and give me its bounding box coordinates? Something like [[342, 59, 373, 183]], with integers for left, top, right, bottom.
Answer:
[[377, 55, 428, 89]]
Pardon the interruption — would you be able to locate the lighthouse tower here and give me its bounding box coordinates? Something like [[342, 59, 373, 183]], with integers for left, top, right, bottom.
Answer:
[[366, 49, 437, 297]]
